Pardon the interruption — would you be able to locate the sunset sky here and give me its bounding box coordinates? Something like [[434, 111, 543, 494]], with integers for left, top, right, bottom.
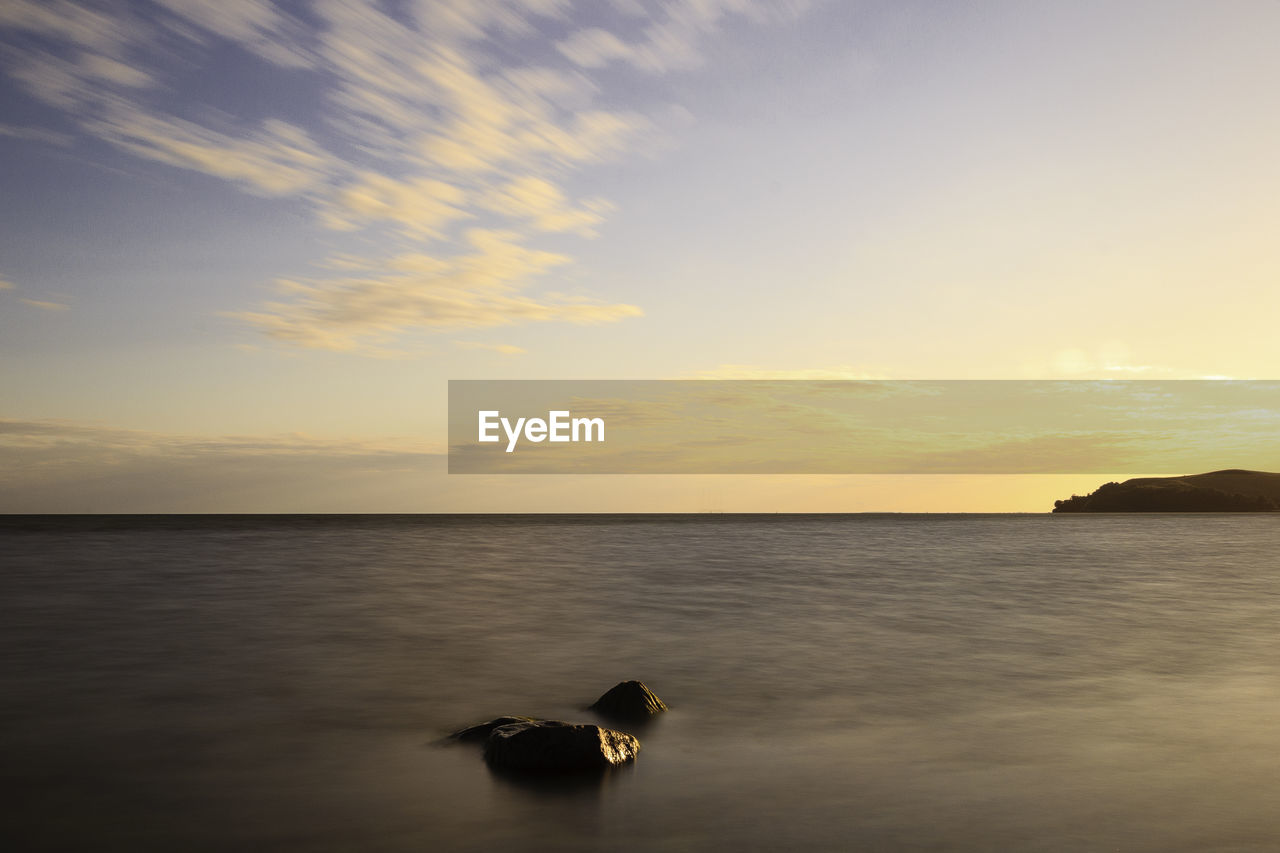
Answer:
[[2, 0, 1278, 512]]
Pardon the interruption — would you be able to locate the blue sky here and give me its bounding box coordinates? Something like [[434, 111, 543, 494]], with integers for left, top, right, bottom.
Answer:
[[2, 1, 1279, 511]]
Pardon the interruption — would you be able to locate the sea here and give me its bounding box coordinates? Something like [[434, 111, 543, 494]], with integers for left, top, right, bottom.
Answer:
[[3, 513, 1279, 852]]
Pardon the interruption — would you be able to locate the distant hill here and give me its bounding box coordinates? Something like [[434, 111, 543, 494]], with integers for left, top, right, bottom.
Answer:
[[1052, 470, 1280, 513]]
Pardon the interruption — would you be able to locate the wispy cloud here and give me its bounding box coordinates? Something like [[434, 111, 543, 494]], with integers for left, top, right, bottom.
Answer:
[[0, 122, 73, 145], [481, 176, 613, 236], [0, 276, 70, 310], [19, 298, 69, 311], [150, 0, 315, 69], [318, 173, 471, 236], [86, 108, 334, 197], [557, 0, 813, 73], [557, 28, 637, 69], [228, 229, 640, 352], [1, 0, 777, 352], [0, 417, 439, 455], [0, 418, 444, 512]]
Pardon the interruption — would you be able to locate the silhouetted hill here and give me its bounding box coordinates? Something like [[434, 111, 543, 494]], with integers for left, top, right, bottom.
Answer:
[[1052, 470, 1280, 513]]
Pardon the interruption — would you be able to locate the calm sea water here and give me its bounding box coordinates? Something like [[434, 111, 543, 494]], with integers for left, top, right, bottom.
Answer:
[[3, 513, 1280, 852]]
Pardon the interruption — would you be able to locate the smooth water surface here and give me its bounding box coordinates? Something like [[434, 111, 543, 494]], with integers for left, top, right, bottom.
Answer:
[[3, 514, 1279, 851]]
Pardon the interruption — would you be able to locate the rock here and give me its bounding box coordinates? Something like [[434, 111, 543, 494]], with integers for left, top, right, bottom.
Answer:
[[484, 720, 640, 772], [448, 716, 539, 743], [589, 680, 667, 719]]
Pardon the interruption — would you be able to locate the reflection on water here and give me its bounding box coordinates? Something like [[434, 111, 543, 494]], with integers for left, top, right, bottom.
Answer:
[[485, 762, 629, 798], [2, 513, 1279, 851]]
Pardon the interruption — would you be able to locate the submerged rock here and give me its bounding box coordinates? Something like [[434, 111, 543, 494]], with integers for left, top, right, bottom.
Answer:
[[484, 720, 640, 772], [590, 680, 667, 719], [448, 716, 539, 743]]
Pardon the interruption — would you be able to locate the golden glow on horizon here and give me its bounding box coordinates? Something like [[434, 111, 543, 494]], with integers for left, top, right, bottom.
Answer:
[[2, 2, 1279, 511]]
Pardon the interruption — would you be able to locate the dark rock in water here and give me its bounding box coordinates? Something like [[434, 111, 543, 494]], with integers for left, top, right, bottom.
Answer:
[[484, 720, 640, 772], [590, 680, 667, 719], [449, 716, 538, 743]]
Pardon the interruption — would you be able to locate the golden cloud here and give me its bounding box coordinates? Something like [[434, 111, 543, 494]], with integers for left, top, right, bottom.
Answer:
[[229, 230, 640, 352]]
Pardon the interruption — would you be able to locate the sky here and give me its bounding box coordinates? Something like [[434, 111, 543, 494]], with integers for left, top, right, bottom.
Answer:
[[2, 0, 1278, 512]]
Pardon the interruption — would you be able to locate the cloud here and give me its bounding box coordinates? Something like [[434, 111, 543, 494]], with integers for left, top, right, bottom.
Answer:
[[482, 176, 612, 235], [151, 0, 315, 68], [229, 229, 641, 351], [19, 298, 69, 311], [0, 0, 136, 55], [87, 107, 334, 196], [320, 172, 471, 236], [608, 0, 650, 15], [404, 0, 574, 42], [80, 54, 153, 87], [0, 123, 73, 146], [0, 1, 152, 108], [557, 28, 637, 68], [0, 273, 69, 309], [557, 0, 812, 73], [0, 418, 445, 513], [9, 52, 99, 110], [0, 0, 808, 351], [0, 418, 438, 455]]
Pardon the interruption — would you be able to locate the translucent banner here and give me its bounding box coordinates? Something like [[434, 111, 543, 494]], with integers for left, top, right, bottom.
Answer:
[[447, 380, 1280, 474]]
